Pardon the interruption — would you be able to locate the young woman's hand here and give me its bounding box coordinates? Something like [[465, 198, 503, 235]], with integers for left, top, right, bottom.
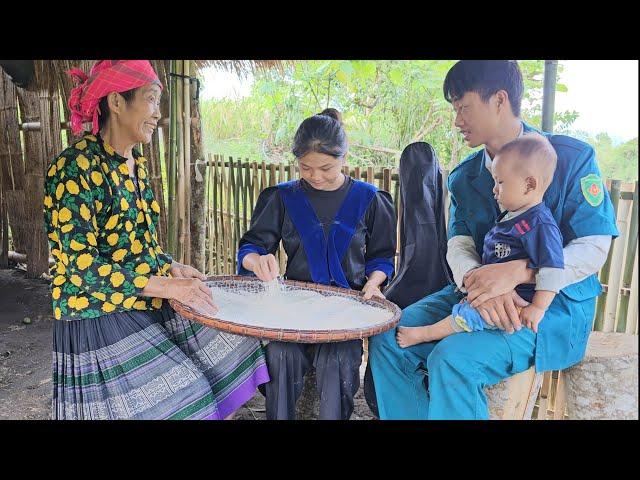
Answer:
[[243, 253, 280, 282]]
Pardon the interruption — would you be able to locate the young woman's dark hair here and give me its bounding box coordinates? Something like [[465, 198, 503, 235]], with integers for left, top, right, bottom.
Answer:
[[443, 60, 524, 117], [97, 88, 137, 130], [291, 107, 348, 159]]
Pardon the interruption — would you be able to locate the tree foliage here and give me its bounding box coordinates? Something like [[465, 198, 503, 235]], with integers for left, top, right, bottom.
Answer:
[[200, 60, 637, 181]]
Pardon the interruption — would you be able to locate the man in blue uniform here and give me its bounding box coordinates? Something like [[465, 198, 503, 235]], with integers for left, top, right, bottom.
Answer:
[[368, 60, 619, 419]]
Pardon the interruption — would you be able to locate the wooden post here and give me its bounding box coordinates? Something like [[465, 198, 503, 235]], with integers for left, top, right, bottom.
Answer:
[[0, 70, 28, 254], [383, 168, 391, 192], [188, 59, 206, 272], [17, 85, 49, 278], [615, 181, 638, 332], [485, 367, 543, 420], [535, 371, 553, 420], [0, 167, 7, 268]]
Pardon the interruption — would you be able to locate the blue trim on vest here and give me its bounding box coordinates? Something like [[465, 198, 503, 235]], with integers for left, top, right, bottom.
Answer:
[[365, 257, 395, 279], [237, 243, 267, 275], [278, 179, 377, 288]]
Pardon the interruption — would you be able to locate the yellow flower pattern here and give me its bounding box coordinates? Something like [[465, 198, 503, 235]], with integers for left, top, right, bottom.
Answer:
[[43, 134, 173, 320]]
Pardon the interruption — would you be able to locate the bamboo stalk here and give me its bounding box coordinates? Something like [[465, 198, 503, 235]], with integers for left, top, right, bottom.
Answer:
[[594, 181, 622, 331], [0, 166, 7, 268], [615, 181, 638, 332], [209, 154, 216, 273], [627, 247, 638, 335], [224, 157, 232, 273], [242, 160, 250, 234], [603, 195, 630, 332], [176, 60, 186, 263], [183, 60, 192, 265], [167, 60, 178, 257], [383, 168, 391, 192], [213, 155, 221, 274], [260, 162, 267, 192], [269, 163, 277, 187]]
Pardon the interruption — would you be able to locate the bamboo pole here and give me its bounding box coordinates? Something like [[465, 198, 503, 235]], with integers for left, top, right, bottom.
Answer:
[[615, 181, 638, 332], [167, 60, 178, 257], [366, 166, 374, 185], [176, 60, 186, 263], [242, 160, 250, 235], [594, 181, 622, 330], [213, 154, 222, 274], [0, 70, 28, 253], [260, 162, 267, 193], [183, 60, 192, 265], [223, 156, 232, 273], [602, 195, 631, 332], [0, 166, 7, 268], [17, 85, 49, 279], [627, 250, 638, 335], [269, 163, 277, 187]]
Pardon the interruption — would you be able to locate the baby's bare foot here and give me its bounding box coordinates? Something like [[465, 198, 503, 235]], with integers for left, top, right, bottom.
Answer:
[[396, 326, 430, 348]]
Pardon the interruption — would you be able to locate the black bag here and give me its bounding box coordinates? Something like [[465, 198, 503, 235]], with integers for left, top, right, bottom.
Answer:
[[364, 142, 453, 417]]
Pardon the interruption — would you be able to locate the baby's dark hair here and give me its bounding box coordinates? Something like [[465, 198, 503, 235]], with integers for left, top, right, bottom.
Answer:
[[291, 108, 348, 159], [496, 133, 558, 189]]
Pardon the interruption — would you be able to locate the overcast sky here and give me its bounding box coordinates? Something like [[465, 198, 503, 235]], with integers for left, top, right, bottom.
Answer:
[[201, 60, 639, 143]]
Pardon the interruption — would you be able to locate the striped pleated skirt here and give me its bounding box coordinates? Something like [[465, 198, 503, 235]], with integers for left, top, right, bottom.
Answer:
[[52, 304, 270, 419]]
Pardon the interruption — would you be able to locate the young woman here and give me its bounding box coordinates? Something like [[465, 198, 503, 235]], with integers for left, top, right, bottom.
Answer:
[[238, 108, 396, 419]]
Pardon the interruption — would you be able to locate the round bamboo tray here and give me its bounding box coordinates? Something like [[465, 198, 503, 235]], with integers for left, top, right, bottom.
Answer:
[[169, 275, 402, 343]]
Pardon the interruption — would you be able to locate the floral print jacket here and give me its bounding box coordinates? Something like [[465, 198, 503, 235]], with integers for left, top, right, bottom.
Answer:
[[44, 134, 172, 320]]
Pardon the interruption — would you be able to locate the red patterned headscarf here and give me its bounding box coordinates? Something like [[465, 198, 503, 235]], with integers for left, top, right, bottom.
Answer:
[[67, 60, 162, 136]]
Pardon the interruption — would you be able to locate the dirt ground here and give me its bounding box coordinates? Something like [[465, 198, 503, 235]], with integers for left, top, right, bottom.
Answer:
[[0, 267, 374, 420]]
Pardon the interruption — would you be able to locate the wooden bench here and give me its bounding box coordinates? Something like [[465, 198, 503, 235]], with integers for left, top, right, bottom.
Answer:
[[295, 362, 542, 420], [563, 331, 638, 420]]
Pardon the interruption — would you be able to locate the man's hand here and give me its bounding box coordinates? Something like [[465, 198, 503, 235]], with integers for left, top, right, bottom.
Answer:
[[521, 304, 545, 333], [474, 290, 530, 333], [465, 259, 532, 307]]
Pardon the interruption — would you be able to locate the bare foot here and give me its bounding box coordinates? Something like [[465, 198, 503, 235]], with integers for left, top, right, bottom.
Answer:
[[396, 326, 432, 348]]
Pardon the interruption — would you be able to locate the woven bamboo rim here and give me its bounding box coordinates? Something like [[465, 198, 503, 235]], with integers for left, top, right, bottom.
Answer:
[[169, 275, 402, 343]]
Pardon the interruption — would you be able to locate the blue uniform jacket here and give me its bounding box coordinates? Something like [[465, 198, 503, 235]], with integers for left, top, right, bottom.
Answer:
[[447, 122, 619, 371]]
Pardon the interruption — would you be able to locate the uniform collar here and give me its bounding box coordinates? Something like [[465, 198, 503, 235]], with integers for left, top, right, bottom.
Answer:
[[483, 122, 525, 173]]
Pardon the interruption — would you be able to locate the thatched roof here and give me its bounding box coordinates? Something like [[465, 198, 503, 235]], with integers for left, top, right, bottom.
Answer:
[[194, 60, 288, 77], [1, 60, 289, 94]]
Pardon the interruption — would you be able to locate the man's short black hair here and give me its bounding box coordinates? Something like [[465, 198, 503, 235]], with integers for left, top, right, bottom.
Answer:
[[443, 60, 524, 117]]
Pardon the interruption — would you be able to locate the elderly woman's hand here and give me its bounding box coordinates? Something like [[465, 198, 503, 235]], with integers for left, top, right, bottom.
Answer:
[[169, 261, 206, 281], [168, 278, 218, 315]]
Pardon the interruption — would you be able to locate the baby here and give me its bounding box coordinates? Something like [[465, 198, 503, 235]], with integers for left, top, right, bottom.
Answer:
[[397, 133, 564, 347]]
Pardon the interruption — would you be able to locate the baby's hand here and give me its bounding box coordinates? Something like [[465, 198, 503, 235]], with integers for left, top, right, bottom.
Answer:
[[520, 304, 546, 333]]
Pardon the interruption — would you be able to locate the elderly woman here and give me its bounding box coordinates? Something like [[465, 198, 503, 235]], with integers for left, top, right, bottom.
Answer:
[[45, 60, 269, 419]]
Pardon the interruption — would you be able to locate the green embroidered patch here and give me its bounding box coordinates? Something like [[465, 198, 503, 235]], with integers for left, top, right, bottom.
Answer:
[[580, 174, 604, 207]]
